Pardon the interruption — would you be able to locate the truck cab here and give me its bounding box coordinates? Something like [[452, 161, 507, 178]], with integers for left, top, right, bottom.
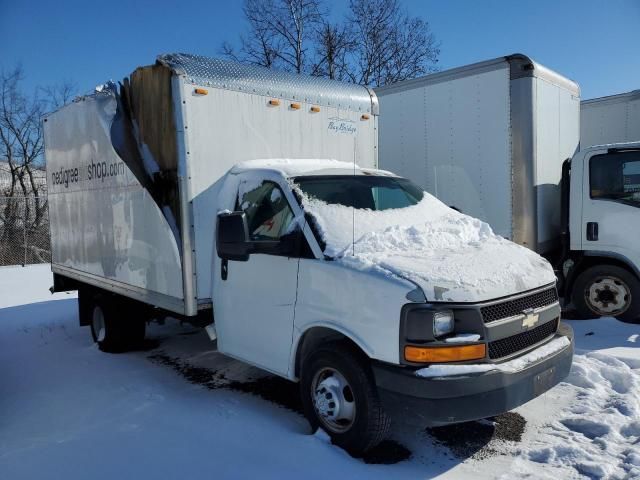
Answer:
[[564, 142, 640, 321], [213, 159, 574, 454]]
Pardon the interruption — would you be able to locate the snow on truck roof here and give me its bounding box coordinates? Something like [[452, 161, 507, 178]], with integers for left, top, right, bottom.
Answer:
[[156, 53, 378, 114], [230, 159, 395, 178]]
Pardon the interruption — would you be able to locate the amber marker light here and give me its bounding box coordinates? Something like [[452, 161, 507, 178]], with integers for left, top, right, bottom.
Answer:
[[268, 99, 281, 106], [310, 106, 321, 112], [404, 344, 486, 363], [194, 88, 208, 95], [361, 114, 370, 120], [290, 102, 301, 110]]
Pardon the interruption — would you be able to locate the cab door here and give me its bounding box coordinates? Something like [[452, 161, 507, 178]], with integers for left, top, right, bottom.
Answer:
[[213, 179, 300, 376], [582, 148, 640, 264]]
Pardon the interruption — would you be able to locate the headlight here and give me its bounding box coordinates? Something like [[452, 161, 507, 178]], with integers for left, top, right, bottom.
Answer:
[[433, 310, 454, 337]]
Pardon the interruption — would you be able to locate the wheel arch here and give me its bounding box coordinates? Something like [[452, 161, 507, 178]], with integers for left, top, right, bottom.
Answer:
[[567, 251, 640, 297], [583, 251, 640, 278], [292, 326, 373, 380]]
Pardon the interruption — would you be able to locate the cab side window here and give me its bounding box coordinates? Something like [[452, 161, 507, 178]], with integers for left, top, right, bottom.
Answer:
[[238, 182, 295, 241], [590, 151, 640, 208]]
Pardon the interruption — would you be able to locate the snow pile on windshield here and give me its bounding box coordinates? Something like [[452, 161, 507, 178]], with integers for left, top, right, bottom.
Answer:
[[299, 190, 556, 302]]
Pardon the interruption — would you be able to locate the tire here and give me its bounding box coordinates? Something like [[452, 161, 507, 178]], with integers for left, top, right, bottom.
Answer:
[[572, 264, 640, 323], [89, 295, 146, 352], [300, 342, 390, 455], [77, 288, 93, 326]]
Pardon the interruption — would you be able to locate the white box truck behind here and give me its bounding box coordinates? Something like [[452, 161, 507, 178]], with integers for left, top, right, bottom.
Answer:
[[581, 89, 640, 148], [378, 55, 640, 323], [376, 54, 580, 255]]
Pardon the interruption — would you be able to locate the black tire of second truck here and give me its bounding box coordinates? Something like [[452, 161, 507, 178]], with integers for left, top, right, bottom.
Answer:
[[572, 264, 640, 323], [90, 297, 146, 352], [300, 342, 390, 455]]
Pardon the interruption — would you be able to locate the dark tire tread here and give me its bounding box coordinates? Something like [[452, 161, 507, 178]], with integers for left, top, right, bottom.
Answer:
[[300, 341, 390, 455], [89, 295, 146, 352], [572, 264, 640, 324]]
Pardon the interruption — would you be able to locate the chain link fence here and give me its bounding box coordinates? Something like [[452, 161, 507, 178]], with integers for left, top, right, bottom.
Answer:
[[0, 196, 51, 266]]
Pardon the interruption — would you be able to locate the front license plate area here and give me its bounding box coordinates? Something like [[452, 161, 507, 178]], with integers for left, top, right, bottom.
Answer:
[[534, 366, 556, 395]]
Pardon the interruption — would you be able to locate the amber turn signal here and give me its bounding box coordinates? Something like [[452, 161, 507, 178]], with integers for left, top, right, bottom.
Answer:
[[404, 344, 486, 363]]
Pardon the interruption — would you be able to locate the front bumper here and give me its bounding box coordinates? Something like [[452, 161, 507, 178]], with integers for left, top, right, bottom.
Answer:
[[373, 322, 574, 427]]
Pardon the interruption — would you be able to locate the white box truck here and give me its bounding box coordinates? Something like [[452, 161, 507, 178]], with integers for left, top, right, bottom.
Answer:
[[44, 53, 573, 454], [377, 54, 640, 323], [581, 89, 640, 148]]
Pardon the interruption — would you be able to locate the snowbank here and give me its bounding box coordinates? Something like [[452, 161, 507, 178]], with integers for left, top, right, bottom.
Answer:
[[0, 264, 74, 309], [514, 352, 640, 479], [1, 265, 639, 480]]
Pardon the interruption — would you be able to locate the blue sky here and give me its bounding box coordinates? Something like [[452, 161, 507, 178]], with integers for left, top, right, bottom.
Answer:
[[1, 0, 638, 100]]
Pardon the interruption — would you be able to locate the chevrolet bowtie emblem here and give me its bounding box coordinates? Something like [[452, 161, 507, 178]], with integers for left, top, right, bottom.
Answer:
[[522, 309, 540, 329]]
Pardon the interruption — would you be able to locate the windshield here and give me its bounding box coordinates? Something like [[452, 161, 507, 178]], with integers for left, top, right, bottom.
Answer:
[[293, 175, 424, 210]]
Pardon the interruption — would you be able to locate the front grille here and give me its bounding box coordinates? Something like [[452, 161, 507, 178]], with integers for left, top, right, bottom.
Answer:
[[481, 287, 558, 324], [488, 318, 559, 360]]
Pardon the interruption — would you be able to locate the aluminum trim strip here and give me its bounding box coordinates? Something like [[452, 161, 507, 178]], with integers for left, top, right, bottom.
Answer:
[[52, 264, 187, 315], [157, 53, 376, 113]]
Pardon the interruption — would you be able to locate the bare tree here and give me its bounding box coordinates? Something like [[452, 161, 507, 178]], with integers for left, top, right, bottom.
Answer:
[[223, 0, 439, 87], [40, 79, 77, 111], [222, 0, 324, 74], [0, 67, 44, 199], [312, 22, 354, 81], [221, 0, 281, 68], [0, 66, 76, 263], [348, 0, 439, 87]]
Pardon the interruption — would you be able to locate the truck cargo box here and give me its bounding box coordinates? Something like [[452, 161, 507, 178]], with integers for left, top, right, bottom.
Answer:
[[376, 54, 580, 254], [44, 53, 378, 316], [581, 89, 640, 148]]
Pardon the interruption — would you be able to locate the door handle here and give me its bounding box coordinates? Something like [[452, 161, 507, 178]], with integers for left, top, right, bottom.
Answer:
[[586, 222, 598, 241], [221, 259, 228, 280]]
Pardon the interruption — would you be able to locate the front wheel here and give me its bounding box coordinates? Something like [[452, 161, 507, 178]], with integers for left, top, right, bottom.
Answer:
[[572, 265, 640, 323], [300, 343, 390, 455]]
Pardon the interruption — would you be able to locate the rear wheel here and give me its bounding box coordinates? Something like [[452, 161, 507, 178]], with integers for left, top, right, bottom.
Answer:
[[300, 342, 390, 455], [90, 296, 146, 352], [572, 265, 640, 323], [77, 288, 93, 326]]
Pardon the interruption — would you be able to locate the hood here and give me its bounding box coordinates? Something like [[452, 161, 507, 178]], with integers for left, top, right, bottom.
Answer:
[[300, 191, 556, 303]]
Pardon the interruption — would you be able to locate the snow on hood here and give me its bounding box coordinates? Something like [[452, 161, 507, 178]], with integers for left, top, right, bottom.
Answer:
[[299, 189, 556, 303]]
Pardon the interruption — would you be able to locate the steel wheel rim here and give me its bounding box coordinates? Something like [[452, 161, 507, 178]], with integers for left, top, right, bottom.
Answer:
[[585, 275, 631, 316], [311, 367, 356, 433], [92, 306, 106, 342]]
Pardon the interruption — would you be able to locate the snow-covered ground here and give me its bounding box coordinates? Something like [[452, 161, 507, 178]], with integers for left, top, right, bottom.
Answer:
[[0, 265, 638, 479]]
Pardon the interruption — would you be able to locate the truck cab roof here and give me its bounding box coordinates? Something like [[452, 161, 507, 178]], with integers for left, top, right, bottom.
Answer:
[[230, 159, 396, 179], [580, 140, 640, 153]]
